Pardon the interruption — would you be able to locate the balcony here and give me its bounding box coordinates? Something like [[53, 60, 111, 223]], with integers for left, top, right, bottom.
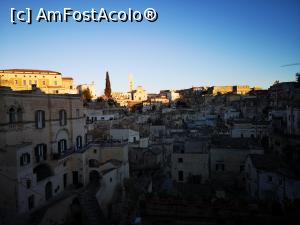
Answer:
[[52, 148, 75, 160], [51, 144, 92, 160]]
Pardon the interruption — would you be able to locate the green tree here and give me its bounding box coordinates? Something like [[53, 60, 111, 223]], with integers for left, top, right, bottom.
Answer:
[[107, 98, 117, 106], [82, 88, 92, 102], [104, 71, 112, 98], [96, 96, 104, 102]]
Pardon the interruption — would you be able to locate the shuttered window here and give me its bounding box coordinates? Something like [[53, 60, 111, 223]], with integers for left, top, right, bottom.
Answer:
[[20, 153, 30, 166], [76, 136, 82, 150], [58, 139, 67, 153], [35, 110, 45, 129], [34, 144, 47, 163], [59, 110, 67, 126]]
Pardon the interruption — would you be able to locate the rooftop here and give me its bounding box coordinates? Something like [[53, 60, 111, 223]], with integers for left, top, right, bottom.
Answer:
[[211, 136, 262, 149], [248, 154, 298, 179], [173, 140, 208, 154], [0, 69, 61, 75]]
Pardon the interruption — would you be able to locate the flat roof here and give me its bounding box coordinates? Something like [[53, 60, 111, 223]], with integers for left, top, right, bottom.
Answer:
[[0, 69, 61, 75]]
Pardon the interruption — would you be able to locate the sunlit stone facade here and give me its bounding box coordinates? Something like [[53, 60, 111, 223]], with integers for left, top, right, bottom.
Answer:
[[0, 69, 77, 94], [0, 87, 86, 213]]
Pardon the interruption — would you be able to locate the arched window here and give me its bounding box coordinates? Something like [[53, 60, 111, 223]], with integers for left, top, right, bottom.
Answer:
[[8, 107, 16, 124], [76, 136, 82, 150], [59, 110, 67, 126]]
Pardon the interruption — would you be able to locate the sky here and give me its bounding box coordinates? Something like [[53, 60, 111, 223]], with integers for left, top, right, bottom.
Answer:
[[0, 0, 300, 94]]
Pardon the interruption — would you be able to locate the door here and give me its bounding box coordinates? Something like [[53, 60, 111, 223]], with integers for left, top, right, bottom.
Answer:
[[63, 173, 67, 189], [45, 181, 52, 201], [72, 171, 79, 185]]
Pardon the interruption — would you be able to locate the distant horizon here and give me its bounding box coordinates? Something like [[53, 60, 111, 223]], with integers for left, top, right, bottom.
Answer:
[[1, 0, 300, 93], [0, 67, 298, 95]]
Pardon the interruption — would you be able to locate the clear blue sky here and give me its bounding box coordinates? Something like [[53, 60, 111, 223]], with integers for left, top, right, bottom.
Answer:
[[0, 0, 300, 94]]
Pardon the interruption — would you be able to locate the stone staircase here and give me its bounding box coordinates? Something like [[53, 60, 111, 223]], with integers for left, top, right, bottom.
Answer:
[[78, 184, 107, 225]]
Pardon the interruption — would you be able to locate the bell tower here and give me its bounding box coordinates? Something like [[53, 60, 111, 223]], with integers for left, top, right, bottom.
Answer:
[[128, 74, 134, 92]]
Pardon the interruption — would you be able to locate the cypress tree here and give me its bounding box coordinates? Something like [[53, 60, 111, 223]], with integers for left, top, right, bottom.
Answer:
[[104, 71, 112, 98]]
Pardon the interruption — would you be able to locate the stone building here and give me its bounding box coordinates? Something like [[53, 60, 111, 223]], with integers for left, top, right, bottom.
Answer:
[[111, 92, 132, 107], [110, 128, 140, 143], [207, 86, 233, 96], [0, 86, 86, 213], [171, 140, 209, 184], [210, 137, 264, 187], [77, 82, 97, 99], [245, 154, 300, 202], [233, 85, 251, 95], [229, 120, 269, 139], [207, 85, 253, 96], [131, 86, 148, 102], [0, 69, 77, 94]]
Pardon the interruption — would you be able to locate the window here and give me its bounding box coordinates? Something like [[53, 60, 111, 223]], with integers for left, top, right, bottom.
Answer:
[[42, 80, 46, 85], [8, 107, 16, 124], [23, 80, 26, 85], [54, 81, 57, 86], [20, 153, 30, 166], [110, 177, 112, 183], [246, 165, 251, 179], [76, 136, 82, 150], [216, 163, 225, 171], [34, 144, 47, 163], [76, 109, 79, 118], [59, 110, 67, 126], [28, 195, 35, 210], [35, 110, 45, 129], [15, 80, 18, 85], [58, 139, 67, 153], [268, 176, 273, 182], [178, 158, 183, 163], [26, 180, 31, 189], [29, 80, 32, 85], [178, 171, 184, 181], [240, 165, 245, 172], [89, 159, 99, 168], [85, 134, 88, 145], [17, 108, 23, 122]]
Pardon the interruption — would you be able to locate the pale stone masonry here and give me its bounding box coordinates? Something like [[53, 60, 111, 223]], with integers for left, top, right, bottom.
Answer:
[[0, 86, 130, 214], [0, 86, 86, 213], [0, 69, 77, 94]]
